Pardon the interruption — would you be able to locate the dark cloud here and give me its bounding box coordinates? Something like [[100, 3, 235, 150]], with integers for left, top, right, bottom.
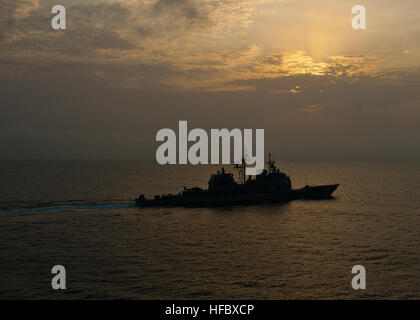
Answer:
[[151, 0, 211, 30], [4, 29, 134, 57], [261, 54, 283, 66], [153, 0, 203, 20], [0, 1, 135, 55], [70, 2, 131, 28], [0, 0, 22, 39]]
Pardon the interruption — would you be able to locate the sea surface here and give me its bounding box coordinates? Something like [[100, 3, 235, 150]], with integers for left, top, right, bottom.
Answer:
[[0, 160, 419, 299]]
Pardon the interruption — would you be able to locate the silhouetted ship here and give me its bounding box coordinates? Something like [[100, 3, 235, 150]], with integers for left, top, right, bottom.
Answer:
[[136, 154, 338, 207]]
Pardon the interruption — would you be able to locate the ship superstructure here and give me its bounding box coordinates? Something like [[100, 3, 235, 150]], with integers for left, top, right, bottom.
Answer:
[[136, 154, 338, 207]]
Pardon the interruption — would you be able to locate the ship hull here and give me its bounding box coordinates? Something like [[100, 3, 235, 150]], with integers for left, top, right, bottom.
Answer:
[[136, 184, 339, 207]]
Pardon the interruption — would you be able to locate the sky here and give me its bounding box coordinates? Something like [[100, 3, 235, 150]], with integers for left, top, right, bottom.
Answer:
[[0, 0, 419, 161]]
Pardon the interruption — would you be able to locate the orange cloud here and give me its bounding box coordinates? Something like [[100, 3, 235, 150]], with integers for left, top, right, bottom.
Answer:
[[300, 104, 325, 113]]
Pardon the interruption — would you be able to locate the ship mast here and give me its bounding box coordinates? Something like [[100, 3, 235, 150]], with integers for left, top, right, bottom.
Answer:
[[234, 157, 246, 184]]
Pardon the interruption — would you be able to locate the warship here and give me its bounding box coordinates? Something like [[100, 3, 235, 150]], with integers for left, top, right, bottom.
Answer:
[[136, 154, 338, 207]]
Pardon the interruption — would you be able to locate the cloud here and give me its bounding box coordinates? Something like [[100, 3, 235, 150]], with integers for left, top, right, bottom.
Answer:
[[0, 0, 419, 160], [7, 0, 40, 20], [70, 2, 131, 28], [300, 104, 325, 113], [152, 0, 206, 22], [1, 0, 409, 91]]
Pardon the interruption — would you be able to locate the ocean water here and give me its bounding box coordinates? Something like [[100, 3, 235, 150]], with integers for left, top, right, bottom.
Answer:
[[0, 160, 419, 299]]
